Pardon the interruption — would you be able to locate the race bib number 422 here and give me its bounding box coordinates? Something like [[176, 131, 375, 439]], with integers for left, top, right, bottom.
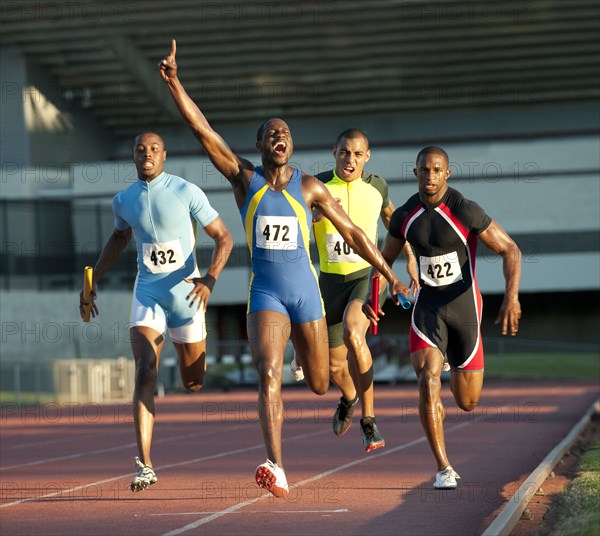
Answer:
[[255, 215, 298, 250], [419, 252, 463, 287], [142, 238, 185, 274]]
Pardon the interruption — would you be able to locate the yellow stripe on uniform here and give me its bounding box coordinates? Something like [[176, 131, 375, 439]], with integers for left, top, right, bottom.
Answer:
[[244, 185, 269, 257]]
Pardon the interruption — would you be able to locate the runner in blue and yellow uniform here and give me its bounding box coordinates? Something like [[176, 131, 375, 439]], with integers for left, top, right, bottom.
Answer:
[[291, 129, 418, 452], [159, 40, 411, 498], [363, 146, 522, 490], [79, 132, 233, 492]]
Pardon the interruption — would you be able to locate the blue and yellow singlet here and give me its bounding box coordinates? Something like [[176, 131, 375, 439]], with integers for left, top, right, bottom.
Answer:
[[240, 166, 324, 323]]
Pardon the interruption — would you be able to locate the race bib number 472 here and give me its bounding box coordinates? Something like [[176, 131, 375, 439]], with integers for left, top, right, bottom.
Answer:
[[419, 252, 463, 287], [255, 215, 298, 250]]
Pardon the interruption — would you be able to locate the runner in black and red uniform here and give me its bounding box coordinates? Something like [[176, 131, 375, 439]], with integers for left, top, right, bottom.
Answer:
[[363, 146, 522, 490]]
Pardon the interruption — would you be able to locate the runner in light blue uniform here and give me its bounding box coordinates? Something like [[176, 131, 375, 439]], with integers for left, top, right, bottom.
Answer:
[[240, 166, 324, 323], [113, 170, 219, 336], [80, 132, 232, 493]]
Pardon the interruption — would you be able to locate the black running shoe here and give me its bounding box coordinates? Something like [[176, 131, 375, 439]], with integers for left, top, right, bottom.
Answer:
[[360, 417, 385, 452], [332, 395, 358, 436]]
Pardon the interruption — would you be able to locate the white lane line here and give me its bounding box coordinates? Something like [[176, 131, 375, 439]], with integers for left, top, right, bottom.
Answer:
[[146, 509, 349, 516], [1, 424, 253, 471], [0, 428, 330, 509], [161, 421, 473, 535], [3, 434, 95, 450]]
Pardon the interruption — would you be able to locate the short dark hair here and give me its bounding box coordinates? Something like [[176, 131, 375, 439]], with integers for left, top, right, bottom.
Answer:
[[335, 128, 369, 149], [416, 146, 449, 166], [133, 132, 165, 149], [256, 120, 269, 141]]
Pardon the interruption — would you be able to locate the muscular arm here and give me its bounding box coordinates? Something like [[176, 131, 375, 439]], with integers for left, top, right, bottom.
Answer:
[[79, 227, 132, 318], [478, 220, 522, 335], [380, 200, 395, 230], [362, 232, 407, 323], [185, 216, 233, 311], [381, 201, 419, 292], [306, 176, 409, 297], [159, 40, 252, 203]]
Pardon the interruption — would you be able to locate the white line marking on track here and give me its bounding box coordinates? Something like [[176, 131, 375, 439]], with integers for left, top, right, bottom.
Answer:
[[0, 427, 330, 509], [146, 509, 349, 516], [1, 424, 253, 471], [161, 421, 473, 535]]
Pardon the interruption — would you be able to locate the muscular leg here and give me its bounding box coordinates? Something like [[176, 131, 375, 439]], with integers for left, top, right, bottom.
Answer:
[[343, 300, 375, 418], [130, 326, 165, 468], [451, 369, 484, 411], [247, 311, 291, 468], [328, 344, 356, 402], [291, 316, 330, 396], [411, 347, 449, 471], [173, 340, 207, 392]]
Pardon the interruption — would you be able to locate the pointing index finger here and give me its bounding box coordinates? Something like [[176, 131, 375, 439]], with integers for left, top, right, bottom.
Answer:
[[171, 39, 176, 59]]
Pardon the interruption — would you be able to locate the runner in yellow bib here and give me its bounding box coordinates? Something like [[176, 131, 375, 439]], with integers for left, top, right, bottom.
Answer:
[[292, 129, 418, 451]]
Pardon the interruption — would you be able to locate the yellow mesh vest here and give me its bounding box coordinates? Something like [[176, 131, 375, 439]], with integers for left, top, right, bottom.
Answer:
[[313, 171, 385, 275]]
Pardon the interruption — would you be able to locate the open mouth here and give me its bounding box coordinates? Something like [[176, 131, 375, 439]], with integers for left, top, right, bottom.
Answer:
[[342, 165, 355, 175], [273, 142, 286, 156], [143, 161, 154, 170]]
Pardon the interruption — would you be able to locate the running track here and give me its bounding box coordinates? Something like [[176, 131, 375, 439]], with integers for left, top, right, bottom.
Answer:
[[1, 381, 598, 536]]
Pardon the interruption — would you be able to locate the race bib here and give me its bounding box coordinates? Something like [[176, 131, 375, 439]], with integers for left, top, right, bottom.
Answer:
[[142, 238, 185, 274], [255, 215, 298, 250], [325, 233, 362, 263], [420, 252, 463, 287]]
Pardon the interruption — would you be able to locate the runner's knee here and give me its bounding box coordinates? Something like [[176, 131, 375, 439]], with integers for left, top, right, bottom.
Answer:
[[181, 376, 203, 392], [455, 396, 479, 412], [308, 379, 328, 396], [417, 368, 441, 399], [342, 325, 366, 353], [135, 361, 157, 389]]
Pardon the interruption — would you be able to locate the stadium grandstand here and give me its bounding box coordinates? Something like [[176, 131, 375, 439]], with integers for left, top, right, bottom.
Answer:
[[1, 0, 598, 397]]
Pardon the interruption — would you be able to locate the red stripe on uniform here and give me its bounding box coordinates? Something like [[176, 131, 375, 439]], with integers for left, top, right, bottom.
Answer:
[[401, 204, 424, 238], [437, 203, 469, 242]]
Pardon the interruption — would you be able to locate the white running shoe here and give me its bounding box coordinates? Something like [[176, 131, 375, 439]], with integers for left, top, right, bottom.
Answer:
[[434, 466, 460, 489], [255, 459, 289, 498], [442, 355, 451, 372], [131, 456, 158, 492], [290, 356, 304, 381]]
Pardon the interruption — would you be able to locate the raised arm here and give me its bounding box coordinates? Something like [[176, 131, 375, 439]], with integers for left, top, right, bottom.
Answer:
[[159, 40, 252, 189], [478, 220, 522, 336], [306, 176, 409, 298]]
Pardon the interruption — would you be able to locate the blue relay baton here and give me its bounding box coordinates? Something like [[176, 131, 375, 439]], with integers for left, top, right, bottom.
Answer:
[[396, 294, 412, 310]]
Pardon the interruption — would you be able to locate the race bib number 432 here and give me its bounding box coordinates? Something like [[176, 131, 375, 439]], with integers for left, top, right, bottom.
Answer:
[[419, 252, 463, 287], [255, 215, 298, 250], [142, 238, 185, 274]]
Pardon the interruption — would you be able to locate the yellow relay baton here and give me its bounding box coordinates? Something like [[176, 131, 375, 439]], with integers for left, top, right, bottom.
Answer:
[[82, 266, 93, 322]]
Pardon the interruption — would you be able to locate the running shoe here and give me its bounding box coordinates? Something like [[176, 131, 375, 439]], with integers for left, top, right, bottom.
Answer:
[[434, 466, 461, 489], [441, 355, 451, 372], [130, 456, 157, 492], [332, 395, 359, 436], [290, 356, 304, 382], [255, 459, 289, 498], [360, 417, 385, 452]]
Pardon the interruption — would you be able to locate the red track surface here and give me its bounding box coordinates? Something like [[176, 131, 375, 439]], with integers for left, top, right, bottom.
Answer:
[[1, 380, 598, 536]]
